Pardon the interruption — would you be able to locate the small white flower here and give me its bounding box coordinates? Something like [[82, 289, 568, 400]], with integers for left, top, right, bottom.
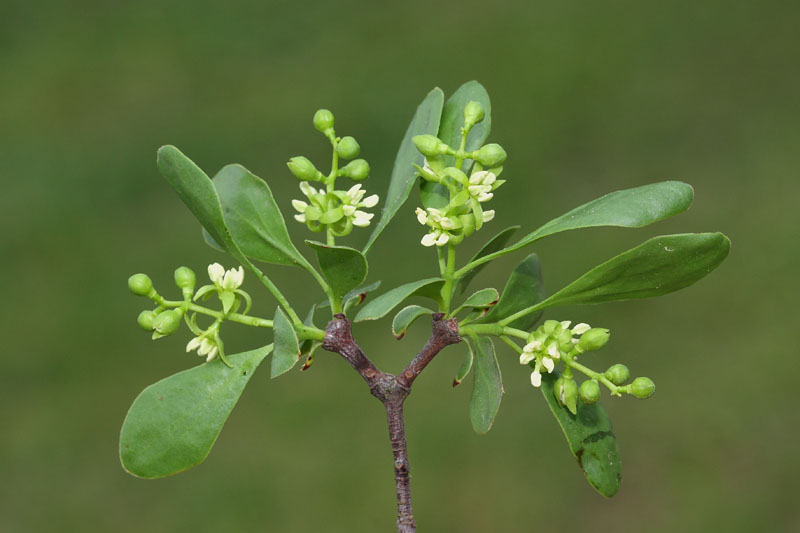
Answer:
[[362, 194, 379, 208], [572, 323, 591, 335], [435, 232, 450, 246], [519, 351, 535, 365], [547, 343, 560, 359], [299, 181, 318, 198], [421, 232, 438, 247], [439, 217, 456, 230], [186, 337, 202, 352], [482, 210, 495, 223], [346, 184, 366, 204], [343, 205, 356, 216], [531, 370, 542, 387], [352, 211, 374, 227], [560, 320, 572, 330], [542, 356, 555, 373], [477, 192, 493, 202], [469, 170, 496, 186], [291, 199, 308, 213], [415, 207, 428, 225], [208, 263, 225, 284], [186, 335, 219, 362], [294, 213, 306, 223], [524, 340, 542, 352]]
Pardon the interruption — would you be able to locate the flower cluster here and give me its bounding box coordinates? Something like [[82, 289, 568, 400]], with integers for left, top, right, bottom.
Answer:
[[411, 101, 506, 247], [520, 321, 594, 387], [286, 109, 379, 241]]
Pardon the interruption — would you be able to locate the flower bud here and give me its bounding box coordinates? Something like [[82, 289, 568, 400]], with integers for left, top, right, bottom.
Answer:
[[128, 273, 153, 296], [542, 320, 562, 335], [579, 380, 601, 404], [474, 143, 507, 167], [630, 377, 655, 399], [339, 159, 370, 180], [604, 364, 630, 385], [336, 136, 360, 159], [413, 135, 448, 157], [174, 266, 196, 291], [555, 377, 579, 415], [287, 156, 321, 181], [313, 109, 334, 133], [137, 310, 156, 331], [578, 328, 610, 351], [463, 101, 485, 128], [152, 309, 181, 336]]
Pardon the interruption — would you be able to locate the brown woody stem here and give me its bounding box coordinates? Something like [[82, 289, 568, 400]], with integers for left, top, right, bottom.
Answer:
[[322, 313, 461, 532]]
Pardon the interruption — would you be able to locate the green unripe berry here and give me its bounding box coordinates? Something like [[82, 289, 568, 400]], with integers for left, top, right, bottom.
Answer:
[[152, 310, 181, 335], [137, 310, 157, 331], [412, 134, 448, 157], [474, 143, 507, 167], [579, 380, 601, 404], [313, 109, 334, 133], [174, 266, 196, 291], [578, 328, 611, 351], [630, 377, 655, 399], [128, 273, 153, 296], [463, 101, 485, 128], [287, 156, 321, 181], [605, 363, 630, 385], [339, 159, 370, 180], [336, 136, 360, 159]]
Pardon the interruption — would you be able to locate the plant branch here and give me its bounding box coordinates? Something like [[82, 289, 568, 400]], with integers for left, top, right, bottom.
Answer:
[[321, 313, 461, 532]]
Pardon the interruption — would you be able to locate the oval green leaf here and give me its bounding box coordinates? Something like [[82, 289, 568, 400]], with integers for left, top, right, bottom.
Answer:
[[515, 181, 694, 250], [540, 371, 621, 497], [461, 288, 499, 309], [511, 233, 730, 319], [364, 88, 444, 253], [305, 241, 368, 300], [354, 278, 444, 322], [467, 336, 503, 434], [477, 253, 545, 330], [271, 307, 300, 378], [392, 305, 434, 339], [119, 345, 272, 479], [452, 347, 474, 387], [213, 164, 308, 267]]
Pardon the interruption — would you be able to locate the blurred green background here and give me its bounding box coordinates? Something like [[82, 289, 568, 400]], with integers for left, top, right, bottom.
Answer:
[[2, 0, 798, 531]]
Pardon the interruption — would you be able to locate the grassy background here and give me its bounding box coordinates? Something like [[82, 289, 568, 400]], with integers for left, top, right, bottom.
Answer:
[[1, 0, 798, 531]]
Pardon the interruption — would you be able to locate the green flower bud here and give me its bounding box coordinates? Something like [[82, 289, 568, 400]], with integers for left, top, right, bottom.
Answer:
[[542, 320, 562, 335], [578, 328, 610, 351], [630, 377, 655, 399], [336, 136, 361, 159], [413, 134, 448, 157], [579, 380, 601, 404], [287, 156, 321, 181], [339, 159, 370, 180], [604, 363, 630, 385], [463, 101, 485, 128], [174, 266, 196, 291], [313, 109, 334, 133], [137, 310, 157, 331], [474, 143, 507, 167], [152, 309, 181, 336], [128, 273, 153, 296], [555, 377, 579, 415]]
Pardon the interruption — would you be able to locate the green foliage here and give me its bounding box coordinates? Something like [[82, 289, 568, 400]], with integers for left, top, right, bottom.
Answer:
[[457, 225, 519, 294], [353, 278, 443, 322], [305, 241, 367, 303], [271, 308, 300, 378], [391, 305, 434, 339], [120, 345, 272, 478], [540, 371, 621, 497], [467, 336, 503, 434], [476, 253, 544, 329]]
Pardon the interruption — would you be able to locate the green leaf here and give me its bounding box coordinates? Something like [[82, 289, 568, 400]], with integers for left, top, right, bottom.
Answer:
[[458, 226, 519, 294], [305, 241, 368, 300], [213, 164, 308, 267], [271, 307, 300, 378], [540, 372, 621, 497], [439, 80, 492, 169], [467, 336, 503, 434], [520, 233, 730, 314], [342, 280, 381, 312], [419, 181, 450, 209], [157, 146, 240, 258], [119, 345, 272, 479], [513, 181, 694, 250], [453, 347, 474, 387], [392, 305, 434, 339], [354, 278, 444, 322], [364, 88, 444, 252], [460, 288, 499, 309], [477, 253, 544, 330]]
